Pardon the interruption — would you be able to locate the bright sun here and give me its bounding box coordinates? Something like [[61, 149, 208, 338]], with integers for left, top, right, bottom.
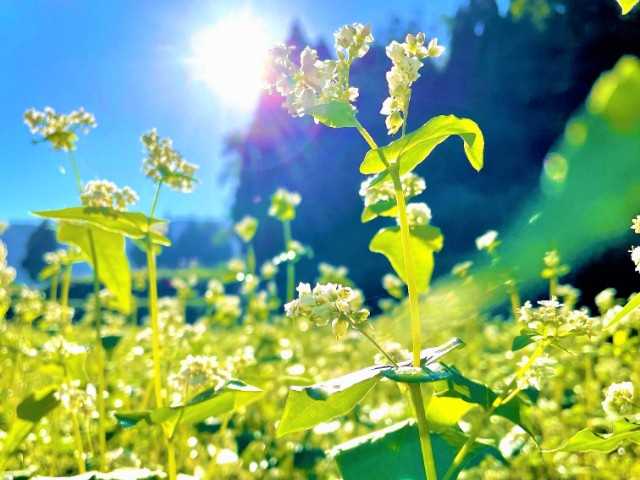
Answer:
[[188, 11, 272, 110]]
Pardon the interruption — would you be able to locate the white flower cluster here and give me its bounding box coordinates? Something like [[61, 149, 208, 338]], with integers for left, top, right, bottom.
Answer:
[[14, 286, 44, 323], [269, 188, 301, 222], [264, 24, 373, 118], [631, 215, 640, 234], [41, 301, 75, 330], [285, 282, 370, 340], [519, 299, 593, 337], [24, 106, 96, 151], [629, 214, 640, 273], [211, 295, 242, 327], [516, 354, 556, 390], [317, 263, 351, 286], [80, 180, 138, 211], [541, 250, 569, 279], [56, 380, 96, 415], [382, 273, 404, 299], [42, 336, 86, 358], [476, 229, 499, 253], [403, 202, 432, 227], [381, 33, 444, 134], [595, 288, 617, 314], [260, 261, 278, 280], [141, 129, 198, 192], [234, 215, 258, 243], [602, 381, 636, 419], [359, 173, 426, 207], [204, 279, 225, 305], [44, 247, 80, 267], [0, 240, 16, 318], [169, 355, 230, 396]]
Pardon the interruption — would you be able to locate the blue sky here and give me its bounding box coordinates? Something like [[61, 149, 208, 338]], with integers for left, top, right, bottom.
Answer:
[[1, 0, 491, 222]]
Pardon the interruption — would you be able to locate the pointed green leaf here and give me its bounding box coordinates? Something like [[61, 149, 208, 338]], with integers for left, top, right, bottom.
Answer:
[[361, 199, 398, 223], [57, 221, 132, 314], [333, 420, 506, 480], [277, 365, 383, 437], [617, 0, 639, 14], [34, 207, 170, 246], [360, 115, 484, 176], [1, 386, 59, 459], [306, 101, 359, 128], [369, 225, 443, 294], [511, 332, 537, 351], [606, 292, 640, 330], [552, 420, 640, 453], [116, 380, 263, 432]]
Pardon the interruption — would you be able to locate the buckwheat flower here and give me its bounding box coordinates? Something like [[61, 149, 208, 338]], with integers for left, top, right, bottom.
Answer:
[[631, 215, 640, 234], [285, 282, 369, 340], [403, 202, 432, 227], [595, 288, 617, 314], [24, 106, 96, 151], [56, 380, 95, 414], [141, 129, 198, 192], [14, 286, 44, 323], [602, 382, 636, 419], [541, 250, 570, 279], [260, 261, 278, 280], [234, 215, 258, 243], [204, 279, 224, 305], [516, 355, 556, 390], [318, 263, 352, 287], [476, 230, 499, 253], [499, 426, 529, 459], [359, 173, 425, 207], [382, 273, 404, 299], [80, 180, 138, 211], [41, 301, 75, 330], [264, 24, 372, 119], [169, 355, 230, 399], [630, 246, 640, 273], [269, 188, 301, 222], [227, 258, 246, 276], [380, 33, 444, 135], [42, 336, 86, 358]]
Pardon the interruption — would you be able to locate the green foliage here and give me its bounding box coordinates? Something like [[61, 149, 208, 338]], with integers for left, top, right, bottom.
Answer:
[[333, 420, 505, 480], [57, 221, 132, 314], [0, 386, 59, 460], [32, 468, 162, 479], [553, 420, 640, 453], [617, 0, 639, 14], [369, 225, 443, 293], [116, 380, 263, 435], [307, 101, 360, 128], [359, 115, 484, 176]]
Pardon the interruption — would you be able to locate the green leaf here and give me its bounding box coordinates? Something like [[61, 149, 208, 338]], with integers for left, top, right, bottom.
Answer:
[[369, 225, 444, 294], [276, 365, 383, 437], [333, 420, 506, 480], [433, 368, 538, 439], [46, 130, 78, 151], [1, 386, 59, 459], [116, 380, 262, 434], [361, 199, 398, 223], [101, 334, 123, 352], [617, 0, 639, 14], [57, 222, 132, 314], [360, 115, 484, 176], [306, 101, 359, 128], [511, 332, 537, 351], [34, 207, 170, 246], [381, 363, 455, 384], [277, 338, 464, 437], [552, 420, 640, 453]]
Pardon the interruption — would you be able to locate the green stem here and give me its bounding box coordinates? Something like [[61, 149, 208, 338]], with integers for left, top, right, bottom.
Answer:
[[50, 271, 59, 302], [508, 282, 521, 321], [61, 264, 73, 332], [246, 243, 256, 275], [357, 326, 399, 367], [68, 151, 83, 195], [283, 220, 294, 302], [549, 276, 558, 299], [87, 229, 107, 471], [356, 124, 438, 480]]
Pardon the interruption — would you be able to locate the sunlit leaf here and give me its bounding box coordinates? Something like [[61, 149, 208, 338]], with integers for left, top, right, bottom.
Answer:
[[360, 115, 484, 176], [552, 420, 640, 453], [606, 292, 640, 330], [34, 207, 170, 246], [332, 420, 506, 480], [369, 225, 444, 293], [307, 101, 359, 128], [511, 332, 537, 351], [57, 221, 132, 314], [617, 0, 639, 14], [116, 380, 262, 434]]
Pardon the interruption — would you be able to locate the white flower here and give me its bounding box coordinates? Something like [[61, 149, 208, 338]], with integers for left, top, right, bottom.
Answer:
[[24, 106, 96, 151], [382, 273, 404, 299], [141, 129, 198, 192], [595, 288, 617, 313], [475, 230, 499, 252], [516, 355, 556, 390], [602, 382, 636, 419], [169, 355, 230, 399], [631, 215, 640, 234], [359, 173, 425, 207], [269, 188, 301, 222], [234, 215, 258, 243], [630, 246, 640, 273], [80, 180, 138, 211], [403, 202, 432, 227]]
